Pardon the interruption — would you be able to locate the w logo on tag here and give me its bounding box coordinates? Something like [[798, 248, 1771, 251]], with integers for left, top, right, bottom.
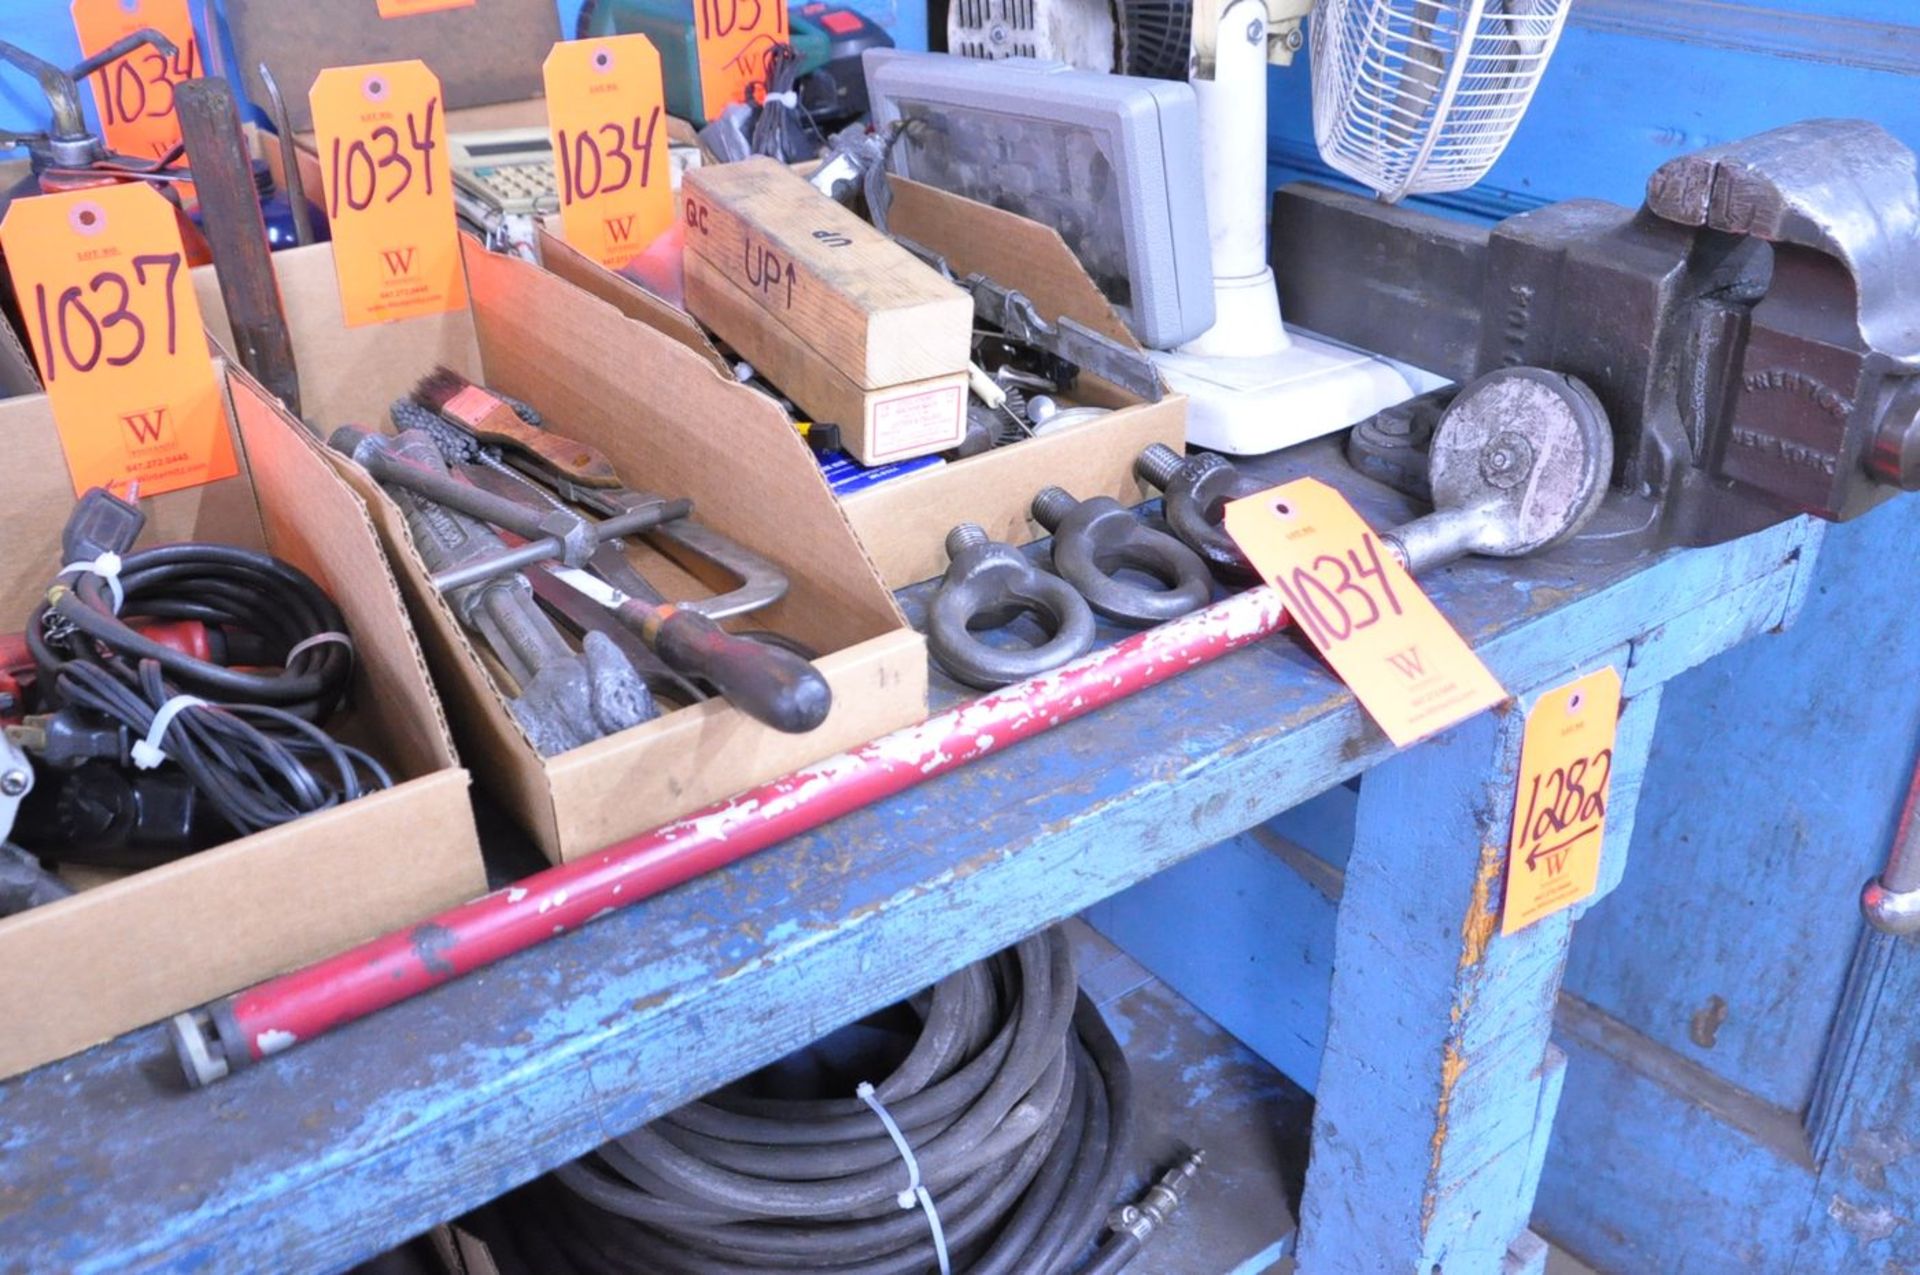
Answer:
[[1536, 844, 1571, 878], [379, 247, 417, 277], [604, 215, 637, 244], [1386, 646, 1425, 679], [120, 406, 172, 449]]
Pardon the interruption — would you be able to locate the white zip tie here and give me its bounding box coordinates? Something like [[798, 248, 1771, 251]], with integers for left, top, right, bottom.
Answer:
[[856, 1081, 951, 1275], [286, 630, 354, 671], [130, 694, 208, 770], [765, 90, 798, 108], [60, 551, 125, 614]]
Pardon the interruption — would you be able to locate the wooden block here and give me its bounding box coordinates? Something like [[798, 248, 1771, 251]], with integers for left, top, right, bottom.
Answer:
[[682, 157, 971, 388], [686, 252, 967, 465]]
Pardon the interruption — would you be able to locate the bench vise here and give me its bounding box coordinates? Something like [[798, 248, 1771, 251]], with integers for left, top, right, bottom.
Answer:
[[1272, 118, 1920, 548]]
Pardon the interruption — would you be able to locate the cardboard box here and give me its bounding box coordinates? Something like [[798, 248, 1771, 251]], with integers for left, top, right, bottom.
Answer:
[[195, 235, 926, 863], [227, 0, 560, 134], [0, 362, 483, 1080], [0, 309, 40, 400], [527, 179, 1188, 588]]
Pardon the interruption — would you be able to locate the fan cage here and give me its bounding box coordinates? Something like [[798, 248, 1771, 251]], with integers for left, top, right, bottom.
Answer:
[[1312, 0, 1571, 201]]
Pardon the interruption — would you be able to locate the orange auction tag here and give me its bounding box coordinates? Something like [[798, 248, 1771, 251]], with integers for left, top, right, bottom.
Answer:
[[309, 61, 467, 328], [377, 0, 476, 15], [695, 0, 791, 121], [1501, 667, 1622, 934], [0, 184, 236, 498], [544, 36, 672, 270], [71, 0, 199, 165], [1224, 478, 1506, 747]]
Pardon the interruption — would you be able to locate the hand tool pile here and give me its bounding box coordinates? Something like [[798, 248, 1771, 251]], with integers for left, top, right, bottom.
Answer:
[[333, 368, 832, 751], [0, 485, 381, 917]]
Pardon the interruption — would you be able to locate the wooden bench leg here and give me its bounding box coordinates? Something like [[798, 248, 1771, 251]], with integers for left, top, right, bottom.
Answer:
[[1296, 686, 1659, 1273]]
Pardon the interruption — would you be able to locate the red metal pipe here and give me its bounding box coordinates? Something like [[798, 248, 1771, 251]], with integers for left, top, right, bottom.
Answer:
[[173, 586, 1291, 1084]]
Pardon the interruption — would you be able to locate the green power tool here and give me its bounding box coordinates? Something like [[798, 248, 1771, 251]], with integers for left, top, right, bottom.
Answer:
[[575, 0, 893, 126]]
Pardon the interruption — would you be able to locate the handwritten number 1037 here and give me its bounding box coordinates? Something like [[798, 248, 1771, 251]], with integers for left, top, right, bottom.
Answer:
[[327, 97, 440, 217], [31, 254, 183, 382]]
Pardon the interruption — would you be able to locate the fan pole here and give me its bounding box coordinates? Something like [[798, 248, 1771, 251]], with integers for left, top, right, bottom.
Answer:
[[1178, 0, 1291, 361]]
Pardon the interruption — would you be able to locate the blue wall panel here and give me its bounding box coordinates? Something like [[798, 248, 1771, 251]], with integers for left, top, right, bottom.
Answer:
[[1266, 4, 1920, 215]]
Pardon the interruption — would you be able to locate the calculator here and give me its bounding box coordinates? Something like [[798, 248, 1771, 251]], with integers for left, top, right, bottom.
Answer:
[[448, 129, 560, 217]]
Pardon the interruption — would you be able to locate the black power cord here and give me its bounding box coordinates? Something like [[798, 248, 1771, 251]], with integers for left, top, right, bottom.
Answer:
[[467, 928, 1136, 1274], [17, 488, 387, 845]]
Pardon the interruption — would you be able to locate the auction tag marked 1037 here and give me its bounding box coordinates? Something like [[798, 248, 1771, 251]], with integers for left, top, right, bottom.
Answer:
[[1501, 666, 1622, 935], [1223, 478, 1506, 748], [309, 60, 467, 328], [0, 183, 236, 498]]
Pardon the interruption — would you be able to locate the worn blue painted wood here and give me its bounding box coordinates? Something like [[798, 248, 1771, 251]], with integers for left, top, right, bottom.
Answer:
[[1293, 654, 1672, 1274], [0, 450, 1817, 1274], [1087, 517, 1801, 1100], [1791, 930, 1920, 1273], [1298, 705, 1572, 1273]]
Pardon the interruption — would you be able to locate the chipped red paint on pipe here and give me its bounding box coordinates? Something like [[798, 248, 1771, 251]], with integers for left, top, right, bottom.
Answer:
[[184, 587, 1291, 1081]]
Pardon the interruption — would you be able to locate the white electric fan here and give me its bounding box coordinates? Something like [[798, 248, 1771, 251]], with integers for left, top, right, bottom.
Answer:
[[945, 0, 1575, 453]]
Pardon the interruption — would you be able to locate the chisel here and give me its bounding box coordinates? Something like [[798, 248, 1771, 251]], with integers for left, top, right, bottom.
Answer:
[[173, 77, 302, 414]]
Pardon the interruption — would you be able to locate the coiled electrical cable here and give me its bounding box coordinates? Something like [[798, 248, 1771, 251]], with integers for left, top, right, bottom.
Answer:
[[467, 928, 1135, 1275], [30, 542, 356, 721], [26, 538, 384, 837]]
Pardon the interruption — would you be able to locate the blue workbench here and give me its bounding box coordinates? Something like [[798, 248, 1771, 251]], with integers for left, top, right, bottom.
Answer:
[[0, 442, 1822, 1274]]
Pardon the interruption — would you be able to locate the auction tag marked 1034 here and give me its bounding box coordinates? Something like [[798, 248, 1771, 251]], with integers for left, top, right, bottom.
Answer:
[[309, 60, 467, 328], [1223, 478, 1506, 748], [543, 36, 672, 270]]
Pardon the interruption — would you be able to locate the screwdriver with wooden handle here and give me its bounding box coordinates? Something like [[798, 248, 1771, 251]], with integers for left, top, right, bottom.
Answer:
[[545, 566, 832, 734]]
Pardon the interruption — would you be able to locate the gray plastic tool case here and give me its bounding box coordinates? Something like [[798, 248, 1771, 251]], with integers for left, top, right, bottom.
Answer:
[[863, 51, 1215, 351]]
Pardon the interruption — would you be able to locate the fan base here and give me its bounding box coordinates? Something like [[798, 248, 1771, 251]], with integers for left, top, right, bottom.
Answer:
[[1154, 333, 1448, 456]]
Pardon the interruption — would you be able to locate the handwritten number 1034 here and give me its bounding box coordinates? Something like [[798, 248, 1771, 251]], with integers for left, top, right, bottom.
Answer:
[[1269, 533, 1404, 647], [555, 109, 662, 205], [327, 97, 440, 217], [31, 254, 183, 382]]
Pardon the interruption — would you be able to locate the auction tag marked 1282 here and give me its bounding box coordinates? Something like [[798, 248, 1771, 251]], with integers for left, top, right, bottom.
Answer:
[[309, 60, 467, 328], [1223, 478, 1506, 748], [1501, 666, 1622, 935], [0, 183, 236, 498]]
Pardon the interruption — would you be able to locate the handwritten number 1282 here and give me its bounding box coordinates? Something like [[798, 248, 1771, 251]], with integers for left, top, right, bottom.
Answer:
[[1518, 748, 1612, 863]]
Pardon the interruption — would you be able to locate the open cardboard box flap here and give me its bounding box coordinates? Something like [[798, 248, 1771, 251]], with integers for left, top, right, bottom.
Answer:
[[885, 177, 1142, 356], [0, 363, 480, 1079], [197, 236, 924, 861], [851, 181, 1186, 587], [518, 176, 1186, 588]]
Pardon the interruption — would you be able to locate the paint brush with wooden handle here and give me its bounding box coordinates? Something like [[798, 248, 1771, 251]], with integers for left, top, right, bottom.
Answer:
[[410, 366, 622, 488]]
